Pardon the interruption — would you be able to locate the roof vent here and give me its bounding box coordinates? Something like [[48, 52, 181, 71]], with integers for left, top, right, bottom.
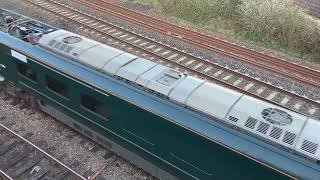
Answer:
[[257, 121, 270, 134], [54, 42, 62, 49], [282, 131, 296, 145], [48, 39, 57, 46], [62, 36, 82, 44], [59, 44, 68, 51], [156, 69, 183, 86], [245, 117, 258, 129], [64, 46, 73, 53], [269, 126, 282, 140], [301, 140, 319, 155], [261, 108, 292, 126], [228, 116, 239, 123]]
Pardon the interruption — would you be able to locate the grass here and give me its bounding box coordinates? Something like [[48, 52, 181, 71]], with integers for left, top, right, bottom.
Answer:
[[127, 0, 320, 63]]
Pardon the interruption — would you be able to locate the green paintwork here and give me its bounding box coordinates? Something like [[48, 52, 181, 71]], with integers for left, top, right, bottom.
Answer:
[[0, 43, 294, 180]]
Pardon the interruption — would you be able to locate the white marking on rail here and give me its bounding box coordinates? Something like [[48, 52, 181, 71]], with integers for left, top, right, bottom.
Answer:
[[107, 29, 117, 33], [80, 18, 91, 23], [176, 56, 187, 63], [203, 67, 213, 73], [126, 37, 136, 41], [154, 48, 163, 53], [266, 92, 278, 100], [84, 20, 95, 24], [77, 17, 88, 21], [280, 97, 290, 105], [69, 14, 79, 18], [294, 103, 302, 110], [185, 60, 195, 66], [59, 11, 69, 15], [233, 79, 242, 86], [167, 54, 179, 60], [244, 83, 255, 91], [213, 70, 223, 77], [133, 39, 142, 43], [139, 42, 149, 46], [101, 27, 111, 31], [43, 5, 53, 8], [113, 32, 123, 36], [64, 13, 74, 17], [90, 22, 100, 26], [96, 24, 106, 29], [120, 34, 129, 38], [162, 50, 171, 56], [55, 9, 65, 13], [194, 63, 203, 70], [223, 75, 232, 81], [50, 7, 60, 11], [309, 108, 317, 115], [257, 87, 266, 94], [146, 45, 156, 49]]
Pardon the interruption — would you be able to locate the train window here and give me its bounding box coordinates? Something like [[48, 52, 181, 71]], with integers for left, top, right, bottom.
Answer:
[[80, 93, 107, 117], [16, 62, 37, 81], [46, 76, 69, 98]]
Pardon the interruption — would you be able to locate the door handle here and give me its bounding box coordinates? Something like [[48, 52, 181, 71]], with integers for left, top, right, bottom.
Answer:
[[0, 64, 6, 69]]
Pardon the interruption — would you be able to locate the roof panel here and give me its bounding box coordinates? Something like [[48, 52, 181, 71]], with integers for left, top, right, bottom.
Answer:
[[169, 76, 204, 104], [116, 58, 157, 82], [78, 44, 123, 69], [186, 82, 242, 118], [102, 53, 137, 75], [136, 64, 168, 86]]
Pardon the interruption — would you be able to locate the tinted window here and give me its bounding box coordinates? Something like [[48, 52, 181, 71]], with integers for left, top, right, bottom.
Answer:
[[81, 93, 107, 117], [46, 76, 69, 98], [17, 62, 37, 81]]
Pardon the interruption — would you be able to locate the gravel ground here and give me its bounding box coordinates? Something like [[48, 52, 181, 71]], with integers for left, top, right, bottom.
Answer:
[[0, 90, 154, 179]]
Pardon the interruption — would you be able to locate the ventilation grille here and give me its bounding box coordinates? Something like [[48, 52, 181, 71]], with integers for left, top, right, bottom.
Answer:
[[48, 40, 57, 46], [245, 117, 258, 129], [269, 126, 282, 140], [301, 140, 319, 154], [48, 40, 74, 53], [282, 131, 296, 145], [65, 46, 73, 53], [257, 121, 270, 134], [228, 116, 239, 123]]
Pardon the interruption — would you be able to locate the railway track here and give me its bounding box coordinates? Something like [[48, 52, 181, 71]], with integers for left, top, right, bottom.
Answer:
[[0, 123, 86, 180], [75, 0, 320, 89], [24, 0, 320, 119]]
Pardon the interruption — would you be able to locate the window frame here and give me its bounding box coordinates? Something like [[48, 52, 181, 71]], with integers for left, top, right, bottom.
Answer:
[[80, 93, 107, 118], [45, 75, 70, 100], [16, 62, 38, 82]]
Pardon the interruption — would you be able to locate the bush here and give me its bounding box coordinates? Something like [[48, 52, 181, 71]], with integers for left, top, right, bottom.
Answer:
[[239, 0, 318, 53], [154, 0, 241, 23]]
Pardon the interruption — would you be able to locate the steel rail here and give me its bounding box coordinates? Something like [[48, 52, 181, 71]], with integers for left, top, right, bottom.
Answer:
[[24, 0, 319, 118], [75, 0, 320, 89], [0, 123, 87, 180], [0, 169, 14, 180]]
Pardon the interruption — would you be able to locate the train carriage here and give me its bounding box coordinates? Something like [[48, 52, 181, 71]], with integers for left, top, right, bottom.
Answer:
[[1, 9, 320, 179]]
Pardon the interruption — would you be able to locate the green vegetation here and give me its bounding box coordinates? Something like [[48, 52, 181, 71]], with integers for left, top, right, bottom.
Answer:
[[129, 0, 320, 62]]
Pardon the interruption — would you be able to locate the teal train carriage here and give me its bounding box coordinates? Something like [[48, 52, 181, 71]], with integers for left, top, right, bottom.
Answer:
[[1, 9, 320, 179]]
